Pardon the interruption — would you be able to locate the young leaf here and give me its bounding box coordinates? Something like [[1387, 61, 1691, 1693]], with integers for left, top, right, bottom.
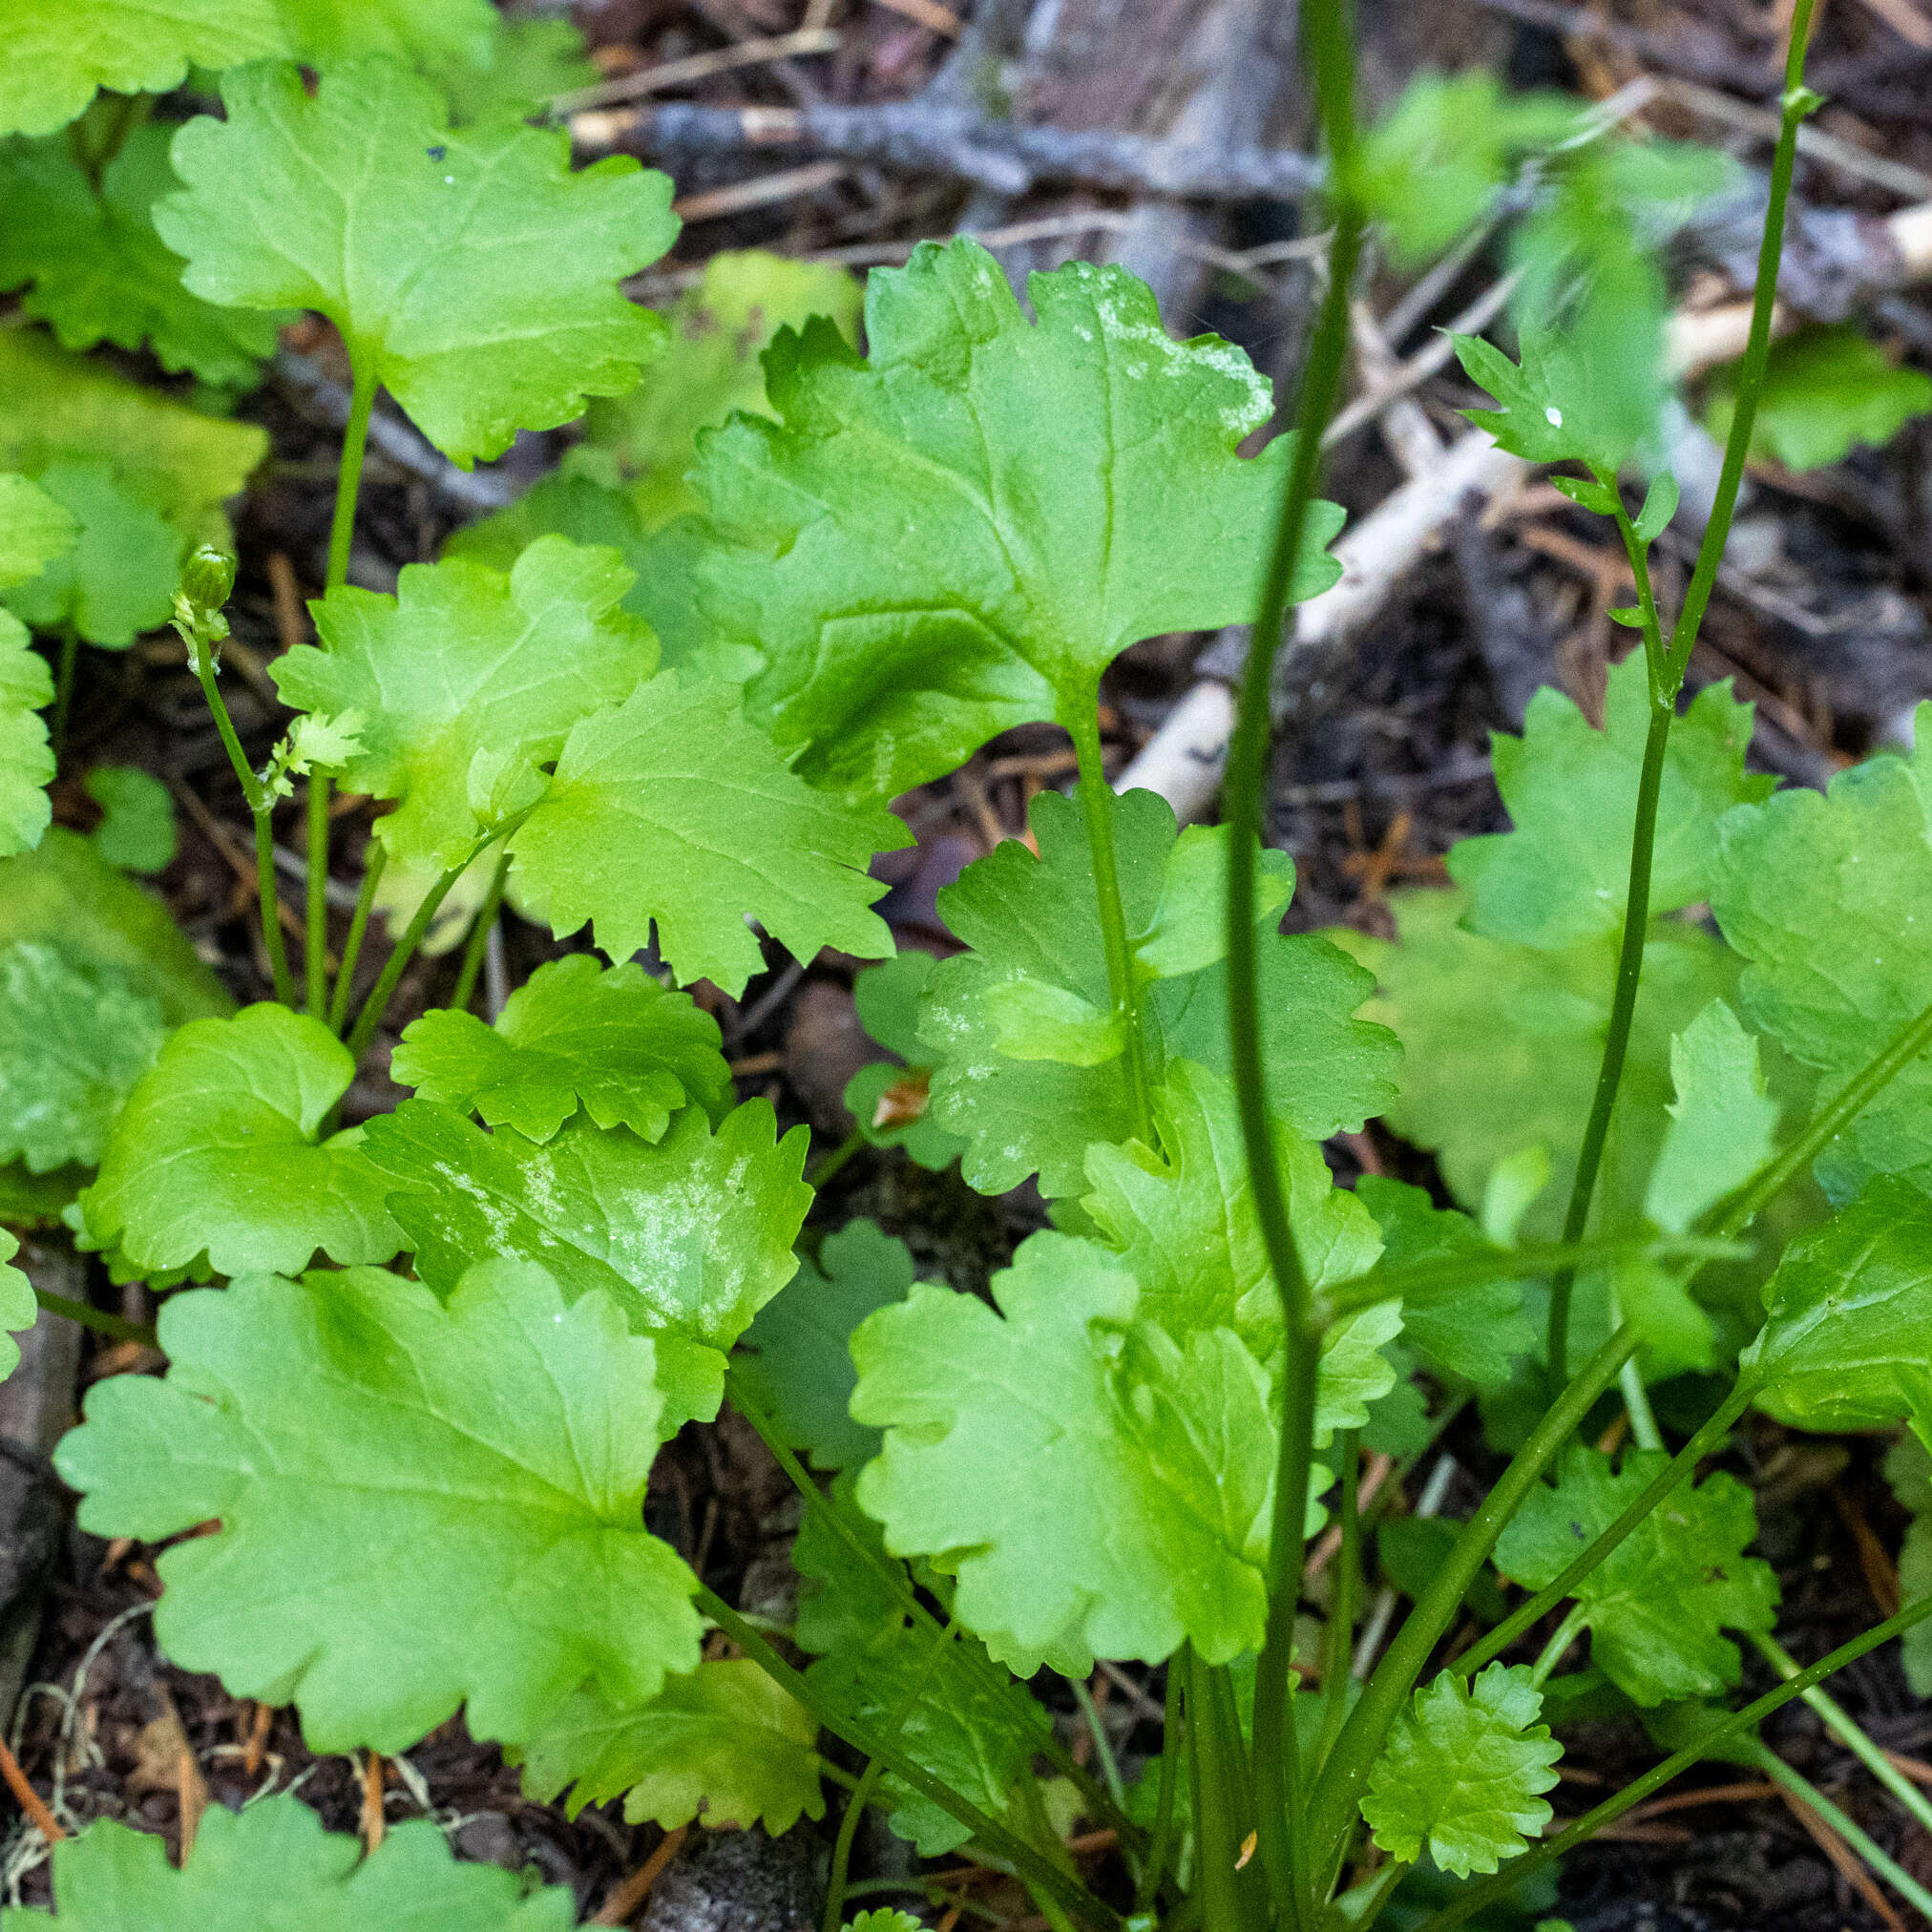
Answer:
[[851, 1232, 1274, 1673], [1632, 472, 1679, 543], [1747, 1178, 1932, 1438], [0, 1792, 575, 1929], [515, 1659, 823, 1833], [0, 616, 52, 860], [844, 951, 967, 1169], [156, 58, 678, 467], [275, 540, 657, 873], [0, 126, 285, 388], [0, 943, 165, 1172], [505, 669, 907, 996], [1452, 327, 1629, 473], [580, 248, 864, 528], [1359, 1664, 1561, 1877], [1, 460, 180, 647], [361, 1098, 810, 1428], [0, 1230, 37, 1383], [1448, 653, 1773, 951], [1354, 1176, 1535, 1387], [84, 766, 178, 873], [1712, 731, 1932, 1200], [1493, 1446, 1778, 1705], [1704, 325, 1932, 472], [0, 472, 76, 588], [0, 1, 288, 139], [393, 956, 729, 1145], [55, 1262, 704, 1753], [1883, 1437, 1932, 1696], [79, 1004, 402, 1277], [1643, 998, 1780, 1234], [0, 331, 265, 548], [697, 237, 1344, 797], [735, 1218, 915, 1472]]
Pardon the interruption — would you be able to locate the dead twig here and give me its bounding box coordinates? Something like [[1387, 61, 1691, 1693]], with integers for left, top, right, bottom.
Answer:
[[0, 1736, 64, 1842], [1776, 1784, 1907, 1932], [593, 1824, 688, 1925], [672, 159, 847, 221], [555, 30, 842, 111]]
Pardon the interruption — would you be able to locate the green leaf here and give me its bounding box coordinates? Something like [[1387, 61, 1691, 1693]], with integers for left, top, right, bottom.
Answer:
[[1452, 327, 1628, 473], [581, 248, 863, 529], [1643, 998, 1780, 1234], [0, 1162, 85, 1228], [515, 1659, 823, 1832], [1632, 472, 1679, 544], [445, 471, 657, 609], [0, 126, 284, 388], [432, 16, 599, 125], [271, 0, 495, 72], [0, 942, 165, 1172], [1359, 1664, 1561, 1877], [1493, 1445, 1777, 1705], [157, 58, 678, 467], [0, 828, 232, 1023], [0, 1792, 575, 1930], [0, 1230, 37, 1384], [1711, 732, 1932, 1200], [794, 1474, 1054, 1854], [275, 540, 657, 873], [0, 472, 76, 589], [845, 1917, 925, 1932], [0, 0, 288, 139], [1, 459, 180, 647], [1748, 1177, 1932, 1438], [0, 614, 52, 859], [361, 1098, 810, 1429], [79, 1003, 402, 1278], [0, 330, 266, 547], [736, 1218, 915, 1472], [1355, 1176, 1534, 1387], [54, 1261, 703, 1753], [1704, 326, 1932, 472], [845, 951, 966, 1168], [697, 238, 1343, 797], [393, 956, 728, 1144], [851, 1231, 1274, 1672], [505, 669, 907, 996], [84, 765, 177, 873], [1548, 475, 1618, 516], [1883, 1437, 1932, 1696], [1448, 654, 1772, 950]]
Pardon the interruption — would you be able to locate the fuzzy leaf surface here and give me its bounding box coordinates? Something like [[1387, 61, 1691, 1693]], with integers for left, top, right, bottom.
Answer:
[[697, 238, 1342, 796], [1644, 998, 1780, 1233], [362, 1099, 809, 1427], [276, 541, 656, 872], [1494, 1445, 1777, 1705], [852, 1232, 1274, 1672], [54, 1263, 702, 1752], [1, 460, 179, 646], [0, 0, 287, 139], [516, 1659, 823, 1832], [0, 943, 165, 1172], [506, 669, 905, 995], [80, 1004, 401, 1277], [0, 1794, 574, 1930], [156, 59, 677, 467], [1359, 1664, 1561, 1876], [1449, 655, 1771, 950], [394, 956, 728, 1145]]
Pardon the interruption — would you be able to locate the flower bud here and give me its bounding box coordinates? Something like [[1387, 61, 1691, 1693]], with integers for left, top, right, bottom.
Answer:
[[179, 545, 237, 614]]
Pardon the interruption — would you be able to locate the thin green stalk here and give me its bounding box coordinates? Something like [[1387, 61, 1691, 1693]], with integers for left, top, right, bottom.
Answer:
[[1527, 1604, 1589, 1690], [1186, 1649, 1262, 1932], [807, 1126, 866, 1191], [1341, 1857, 1410, 1932], [1074, 1677, 1128, 1813], [698, 1586, 1118, 1932], [1749, 1629, 1932, 1840], [33, 1290, 157, 1348], [327, 360, 378, 594], [52, 623, 78, 760], [344, 841, 490, 1062], [328, 843, 387, 1035], [1455, 1376, 1758, 1678], [1412, 1595, 1932, 1932], [251, 807, 299, 1008], [1138, 1665, 1182, 1917], [1619, 1355, 1665, 1453], [1306, 1324, 1641, 1898], [1752, 1747, 1932, 1923], [823, 1758, 884, 1932], [450, 845, 511, 1013], [1065, 698, 1154, 1143], [305, 777, 331, 1017], [1315, 1433, 1362, 1774]]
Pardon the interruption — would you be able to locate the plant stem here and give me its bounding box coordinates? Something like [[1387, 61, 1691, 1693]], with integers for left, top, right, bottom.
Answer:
[[1455, 1376, 1758, 1678], [1305, 1324, 1640, 1898], [327, 359, 378, 596], [1752, 1747, 1932, 1923], [1073, 1677, 1128, 1813], [52, 624, 78, 761], [1138, 1665, 1182, 1917], [344, 842, 489, 1062], [698, 1586, 1119, 1932], [1527, 1604, 1589, 1689], [1411, 1594, 1932, 1932], [1186, 1648, 1262, 1932], [252, 807, 299, 1007], [822, 1758, 884, 1932], [807, 1127, 866, 1191], [1749, 1629, 1932, 1839], [329, 842, 388, 1035], [305, 777, 331, 1016], [1065, 697, 1154, 1144], [33, 1289, 157, 1347], [450, 845, 511, 1014], [1315, 1433, 1362, 1774]]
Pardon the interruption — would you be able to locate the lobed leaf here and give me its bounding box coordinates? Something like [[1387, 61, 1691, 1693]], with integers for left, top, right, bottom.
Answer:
[[0, 472, 76, 590], [1, 459, 180, 647], [1643, 998, 1780, 1234], [156, 58, 678, 467], [54, 1262, 704, 1753], [79, 1003, 402, 1278], [0, 615, 52, 860], [0, 1231, 36, 1383], [1705, 325, 1932, 472]]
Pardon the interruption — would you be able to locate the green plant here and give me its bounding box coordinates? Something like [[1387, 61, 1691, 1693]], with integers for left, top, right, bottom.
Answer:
[[0, 5, 1929, 1930]]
